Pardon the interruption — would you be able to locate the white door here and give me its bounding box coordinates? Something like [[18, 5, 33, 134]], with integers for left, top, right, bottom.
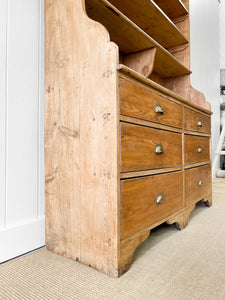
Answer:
[[0, 0, 45, 262]]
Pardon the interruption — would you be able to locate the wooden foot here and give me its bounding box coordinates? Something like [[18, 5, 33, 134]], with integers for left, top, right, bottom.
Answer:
[[167, 204, 195, 230], [203, 194, 212, 207], [119, 229, 150, 276]]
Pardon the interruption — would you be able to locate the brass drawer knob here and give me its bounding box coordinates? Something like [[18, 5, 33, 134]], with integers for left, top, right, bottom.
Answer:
[[155, 144, 164, 154], [155, 104, 164, 114], [197, 120, 203, 127], [198, 179, 203, 186], [197, 146, 202, 153], [155, 193, 165, 205]]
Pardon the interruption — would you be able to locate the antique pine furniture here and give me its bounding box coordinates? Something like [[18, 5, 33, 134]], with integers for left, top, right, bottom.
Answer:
[[45, 0, 212, 277]]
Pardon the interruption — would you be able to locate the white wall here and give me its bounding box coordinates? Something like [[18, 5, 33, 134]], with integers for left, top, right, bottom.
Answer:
[[220, 0, 225, 69], [189, 0, 220, 166], [0, 0, 45, 262]]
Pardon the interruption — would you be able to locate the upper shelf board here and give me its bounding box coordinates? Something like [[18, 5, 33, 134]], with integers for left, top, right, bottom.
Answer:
[[85, 0, 191, 78], [107, 0, 188, 49], [154, 0, 188, 20]]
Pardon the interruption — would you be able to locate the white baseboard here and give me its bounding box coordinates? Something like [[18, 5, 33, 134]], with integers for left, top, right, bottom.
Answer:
[[0, 217, 45, 263]]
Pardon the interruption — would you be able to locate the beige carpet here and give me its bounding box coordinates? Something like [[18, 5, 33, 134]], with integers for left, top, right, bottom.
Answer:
[[1, 179, 225, 300]]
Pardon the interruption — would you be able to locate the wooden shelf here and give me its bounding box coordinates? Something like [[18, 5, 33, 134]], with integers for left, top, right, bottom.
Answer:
[[154, 0, 188, 20], [85, 0, 191, 78], [107, 0, 188, 49]]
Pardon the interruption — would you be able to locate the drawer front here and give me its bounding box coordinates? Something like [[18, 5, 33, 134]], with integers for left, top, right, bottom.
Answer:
[[121, 171, 183, 239], [185, 108, 211, 134], [121, 122, 182, 172], [185, 135, 210, 165], [120, 78, 183, 129], [185, 165, 212, 206]]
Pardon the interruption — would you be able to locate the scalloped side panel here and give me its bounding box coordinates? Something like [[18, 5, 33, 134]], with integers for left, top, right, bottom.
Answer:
[[45, 0, 120, 276]]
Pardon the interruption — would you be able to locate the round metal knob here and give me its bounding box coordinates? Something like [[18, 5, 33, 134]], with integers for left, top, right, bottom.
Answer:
[[155, 193, 165, 205], [155, 104, 164, 114], [197, 146, 202, 153], [198, 179, 203, 186], [197, 120, 203, 127], [155, 144, 164, 154]]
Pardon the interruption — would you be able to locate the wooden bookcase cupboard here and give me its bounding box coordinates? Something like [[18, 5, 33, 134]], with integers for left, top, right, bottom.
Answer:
[[45, 0, 212, 277]]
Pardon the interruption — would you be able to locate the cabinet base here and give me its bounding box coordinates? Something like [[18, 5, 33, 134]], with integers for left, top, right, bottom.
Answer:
[[119, 229, 150, 276], [119, 196, 212, 276], [167, 204, 195, 230]]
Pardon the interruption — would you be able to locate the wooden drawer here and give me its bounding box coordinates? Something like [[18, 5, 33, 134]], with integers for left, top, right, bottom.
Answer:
[[120, 78, 183, 129], [185, 108, 210, 134], [185, 165, 212, 206], [185, 135, 210, 165], [121, 171, 183, 239], [121, 122, 182, 172]]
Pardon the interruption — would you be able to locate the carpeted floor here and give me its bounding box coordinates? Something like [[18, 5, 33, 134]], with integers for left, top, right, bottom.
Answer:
[[0, 179, 225, 300]]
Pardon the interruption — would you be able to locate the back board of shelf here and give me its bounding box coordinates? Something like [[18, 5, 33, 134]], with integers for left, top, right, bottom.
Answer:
[[154, 0, 188, 20]]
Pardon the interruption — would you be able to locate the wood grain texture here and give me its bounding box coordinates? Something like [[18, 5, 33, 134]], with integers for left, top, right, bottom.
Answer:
[[154, 0, 188, 20], [118, 66, 212, 115], [121, 171, 183, 239], [45, 0, 212, 278], [45, 0, 119, 276], [121, 122, 182, 172], [120, 78, 183, 129], [85, 0, 155, 53], [120, 115, 183, 134], [173, 14, 189, 41], [185, 108, 211, 134], [161, 3, 211, 111], [120, 167, 182, 179], [123, 48, 156, 78], [184, 135, 210, 165], [107, 0, 188, 48], [85, 0, 191, 78], [184, 161, 211, 170], [185, 164, 212, 206], [164, 76, 212, 111], [167, 203, 195, 230], [119, 229, 150, 275]]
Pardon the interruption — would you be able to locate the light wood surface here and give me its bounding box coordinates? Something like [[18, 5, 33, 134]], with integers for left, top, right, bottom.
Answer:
[[107, 0, 188, 48], [184, 135, 210, 165], [45, 0, 119, 277], [167, 203, 195, 230], [119, 229, 150, 275], [121, 122, 182, 172], [85, 0, 191, 78], [118, 65, 212, 115], [184, 161, 211, 170], [120, 167, 182, 179], [120, 115, 183, 134], [184, 131, 210, 137], [185, 164, 212, 206], [120, 78, 183, 129], [123, 48, 156, 78], [163, 76, 211, 111], [45, 0, 212, 277], [121, 171, 183, 239], [154, 0, 188, 20], [185, 108, 211, 134]]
